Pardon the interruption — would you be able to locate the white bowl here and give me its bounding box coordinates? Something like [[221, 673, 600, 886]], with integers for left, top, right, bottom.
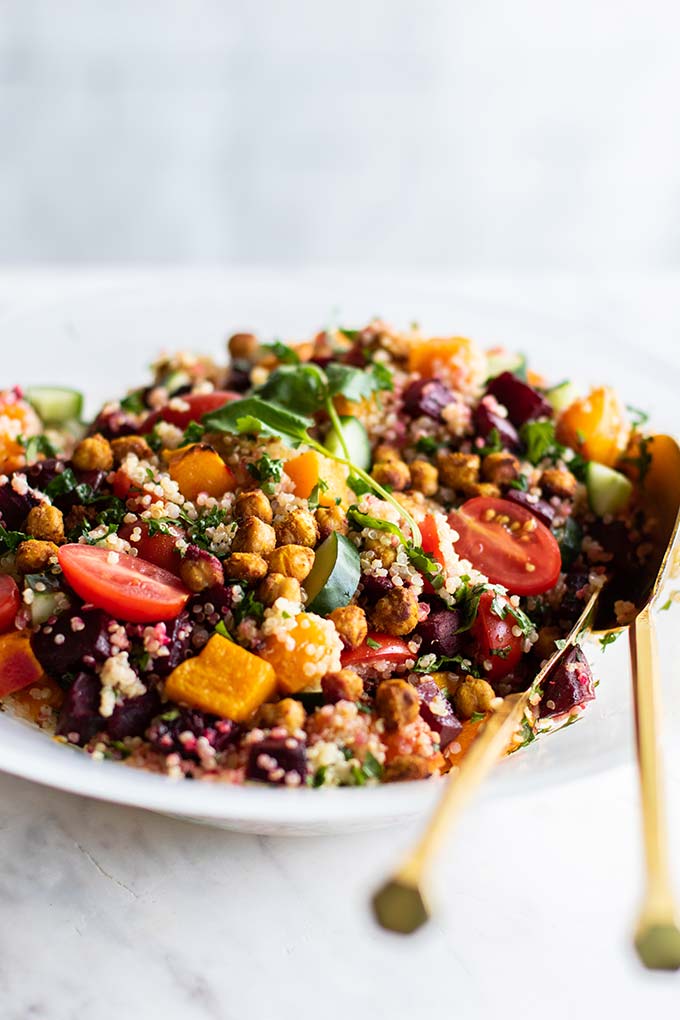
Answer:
[[1, 270, 678, 834]]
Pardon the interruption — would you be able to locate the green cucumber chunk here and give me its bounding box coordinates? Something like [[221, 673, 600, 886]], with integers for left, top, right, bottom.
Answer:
[[586, 462, 633, 516], [554, 515, 582, 569], [25, 386, 83, 425], [546, 381, 580, 415], [304, 532, 361, 615], [486, 350, 527, 381], [324, 417, 372, 471]]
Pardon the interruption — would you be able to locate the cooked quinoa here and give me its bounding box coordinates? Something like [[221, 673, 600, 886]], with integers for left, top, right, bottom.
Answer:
[[0, 324, 657, 786]]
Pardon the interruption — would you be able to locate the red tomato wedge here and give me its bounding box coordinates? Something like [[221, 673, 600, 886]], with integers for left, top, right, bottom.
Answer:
[[419, 514, 446, 594], [58, 545, 190, 623], [448, 496, 561, 596], [143, 391, 240, 432], [0, 574, 21, 633], [111, 468, 163, 505], [471, 590, 524, 680], [341, 633, 413, 669]]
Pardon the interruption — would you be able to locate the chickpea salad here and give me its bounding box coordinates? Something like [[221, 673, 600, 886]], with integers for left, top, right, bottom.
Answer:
[[0, 324, 654, 788]]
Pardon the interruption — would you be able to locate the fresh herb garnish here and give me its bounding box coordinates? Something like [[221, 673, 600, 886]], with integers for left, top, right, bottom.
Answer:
[[214, 619, 233, 640], [521, 420, 558, 465], [204, 394, 422, 544], [470, 711, 486, 722], [20, 434, 56, 462], [599, 631, 621, 650], [479, 427, 503, 457], [120, 390, 146, 414], [181, 420, 206, 445], [413, 653, 480, 677], [0, 523, 27, 553], [415, 436, 439, 455], [306, 478, 328, 511], [626, 404, 649, 429], [247, 453, 284, 495], [231, 589, 265, 626], [366, 637, 381, 650], [260, 340, 301, 365], [508, 474, 530, 492]]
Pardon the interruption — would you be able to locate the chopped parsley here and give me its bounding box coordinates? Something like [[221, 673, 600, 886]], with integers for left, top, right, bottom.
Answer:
[[20, 434, 56, 462], [415, 435, 439, 455], [479, 427, 503, 457], [366, 637, 381, 650], [0, 523, 27, 553], [120, 390, 146, 414], [246, 453, 284, 495], [599, 631, 621, 651], [181, 420, 206, 445]]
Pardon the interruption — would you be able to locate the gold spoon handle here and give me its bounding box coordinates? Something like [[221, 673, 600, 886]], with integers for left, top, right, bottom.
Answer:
[[629, 607, 680, 969], [373, 694, 528, 933]]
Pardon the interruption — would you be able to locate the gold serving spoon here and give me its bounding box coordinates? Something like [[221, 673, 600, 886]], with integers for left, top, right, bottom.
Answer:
[[374, 434, 680, 967]]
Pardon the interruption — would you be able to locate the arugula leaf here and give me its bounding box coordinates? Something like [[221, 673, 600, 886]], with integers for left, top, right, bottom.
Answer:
[[325, 362, 392, 401], [203, 396, 314, 447], [260, 341, 301, 365]]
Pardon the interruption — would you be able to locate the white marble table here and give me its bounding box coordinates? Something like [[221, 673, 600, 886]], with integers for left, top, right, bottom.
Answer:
[[1, 271, 680, 1020]]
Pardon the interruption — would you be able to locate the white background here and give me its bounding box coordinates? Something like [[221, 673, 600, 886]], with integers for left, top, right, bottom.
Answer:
[[2, 0, 680, 267]]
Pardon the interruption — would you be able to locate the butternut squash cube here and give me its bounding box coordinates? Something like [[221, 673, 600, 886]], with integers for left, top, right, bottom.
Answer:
[[0, 631, 44, 697], [165, 634, 276, 721], [167, 443, 236, 502]]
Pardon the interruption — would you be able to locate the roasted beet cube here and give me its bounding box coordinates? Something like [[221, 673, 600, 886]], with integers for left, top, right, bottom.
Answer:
[[56, 672, 104, 745], [151, 610, 194, 676], [416, 609, 462, 657], [147, 707, 237, 759], [506, 489, 556, 527], [360, 574, 394, 601], [188, 584, 240, 626], [0, 480, 40, 529], [486, 372, 552, 426], [89, 408, 139, 439], [246, 735, 307, 785], [31, 606, 113, 678], [416, 679, 462, 749], [539, 645, 595, 717], [24, 458, 64, 493], [402, 379, 455, 422], [559, 571, 592, 622], [106, 687, 161, 740], [474, 400, 520, 450]]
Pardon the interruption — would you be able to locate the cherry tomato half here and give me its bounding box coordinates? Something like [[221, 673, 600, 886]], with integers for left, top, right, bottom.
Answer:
[[471, 590, 524, 680], [111, 468, 163, 506], [341, 633, 413, 669], [58, 544, 190, 623], [118, 519, 184, 575], [448, 496, 561, 596], [143, 391, 240, 432], [419, 514, 447, 594], [0, 574, 21, 633]]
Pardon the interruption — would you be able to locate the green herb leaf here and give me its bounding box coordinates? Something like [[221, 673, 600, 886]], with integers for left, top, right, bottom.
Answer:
[[599, 631, 621, 650], [181, 420, 206, 445], [415, 436, 439, 455], [20, 434, 56, 462], [203, 396, 314, 447], [521, 420, 558, 465], [347, 475, 373, 497], [247, 453, 284, 494], [366, 637, 381, 650], [508, 474, 529, 492], [348, 507, 442, 588], [120, 390, 146, 414], [626, 404, 649, 429], [260, 341, 301, 365], [0, 522, 27, 553], [479, 427, 503, 457], [470, 711, 486, 722], [255, 363, 328, 415], [361, 751, 383, 780]]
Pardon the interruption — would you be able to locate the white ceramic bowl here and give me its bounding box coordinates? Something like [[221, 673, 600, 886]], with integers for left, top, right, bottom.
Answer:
[[1, 271, 678, 834]]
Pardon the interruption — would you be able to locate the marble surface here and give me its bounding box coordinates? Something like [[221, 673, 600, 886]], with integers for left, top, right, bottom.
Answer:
[[1, 271, 680, 1019]]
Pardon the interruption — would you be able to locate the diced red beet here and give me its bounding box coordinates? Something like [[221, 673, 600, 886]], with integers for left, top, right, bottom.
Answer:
[[106, 687, 161, 740], [0, 480, 40, 529], [89, 408, 139, 439], [31, 606, 113, 677], [474, 400, 520, 450], [416, 679, 462, 749], [539, 645, 595, 717], [147, 707, 238, 759], [416, 609, 462, 657], [56, 672, 104, 745], [506, 489, 556, 527], [246, 735, 307, 785], [360, 574, 394, 601], [24, 457, 64, 492], [402, 379, 455, 422], [486, 372, 552, 426]]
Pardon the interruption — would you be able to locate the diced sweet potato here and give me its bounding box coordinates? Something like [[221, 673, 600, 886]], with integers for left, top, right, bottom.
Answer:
[[408, 336, 486, 392], [6, 675, 64, 721], [164, 634, 276, 722], [284, 450, 320, 499], [167, 443, 236, 502], [0, 631, 44, 697], [260, 613, 343, 694]]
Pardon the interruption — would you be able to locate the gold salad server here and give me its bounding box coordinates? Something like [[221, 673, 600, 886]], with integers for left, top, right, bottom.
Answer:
[[374, 434, 680, 968]]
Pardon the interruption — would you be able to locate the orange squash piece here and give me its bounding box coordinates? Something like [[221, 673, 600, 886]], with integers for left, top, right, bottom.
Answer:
[[260, 613, 343, 693], [408, 336, 486, 392], [0, 631, 44, 697], [556, 386, 630, 467], [167, 443, 236, 502], [284, 450, 320, 499], [442, 716, 486, 770], [165, 633, 276, 721], [0, 389, 42, 473]]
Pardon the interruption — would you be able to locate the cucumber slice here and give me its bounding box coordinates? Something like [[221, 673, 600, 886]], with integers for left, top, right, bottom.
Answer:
[[25, 386, 83, 425], [554, 515, 582, 569], [324, 417, 371, 471], [162, 370, 191, 395], [586, 462, 633, 516], [546, 381, 580, 415], [304, 532, 361, 615], [24, 573, 64, 626], [486, 350, 527, 381]]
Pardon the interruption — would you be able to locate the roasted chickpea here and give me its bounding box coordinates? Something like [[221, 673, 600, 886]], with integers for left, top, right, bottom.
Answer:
[[233, 489, 273, 524], [409, 459, 439, 496], [376, 679, 420, 730], [258, 573, 302, 606], [223, 552, 268, 583], [371, 588, 419, 636], [231, 516, 277, 555], [26, 503, 65, 545], [328, 605, 368, 648], [453, 679, 496, 719], [72, 433, 114, 472], [315, 504, 348, 541], [437, 451, 480, 490], [321, 668, 364, 703], [110, 435, 154, 465], [15, 539, 59, 573], [274, 507, 319, 548], [371, 459, 411, 492]]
